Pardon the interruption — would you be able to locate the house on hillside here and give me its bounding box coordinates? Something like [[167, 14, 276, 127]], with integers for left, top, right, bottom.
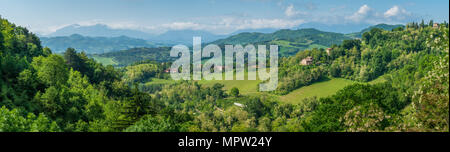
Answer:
[[433, 23, 439, 29], [326, 48, 332, 56], [214, 65, 224, 71], [300, 56, 313, 65], [165, 68, 179, 73]]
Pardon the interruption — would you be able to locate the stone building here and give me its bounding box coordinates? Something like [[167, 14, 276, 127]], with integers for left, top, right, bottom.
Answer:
[[300, 56, 313, 65], [433, 23, 439, 29], [326, 48, 332, 56]]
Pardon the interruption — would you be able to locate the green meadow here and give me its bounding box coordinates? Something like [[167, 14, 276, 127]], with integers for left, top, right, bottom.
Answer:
[[92, 56, 118, 66]]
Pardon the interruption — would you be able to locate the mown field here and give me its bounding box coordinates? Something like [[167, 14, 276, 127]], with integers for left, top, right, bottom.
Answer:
[[278, 76, 386, 104], [91, 56, 118, 66], [278, 78, 356, 104]]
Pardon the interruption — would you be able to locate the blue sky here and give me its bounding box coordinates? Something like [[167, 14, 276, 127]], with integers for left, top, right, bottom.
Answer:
[[1, 0, 448, 34]]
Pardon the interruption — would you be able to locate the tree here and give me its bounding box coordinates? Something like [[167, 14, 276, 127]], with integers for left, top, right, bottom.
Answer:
[[64, 48, 83, 72], [0, 106, 60, 132], [125, 115, 177, 132], [114, 86, 157, 130], [342, 103, 390, 132], [230, 87, 240, 97], [42, 47, 52, 56], [420, 19, 425, 28], [412, 26, 449, 131], [31, 54, 69, 86], [0, 28, 4, 51], [342, 39, 361, 50], [428, 20, 434, 27]]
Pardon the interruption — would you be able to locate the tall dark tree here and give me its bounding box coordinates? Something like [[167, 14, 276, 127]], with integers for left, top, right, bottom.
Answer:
[[0, 28, 4, 51], [63, 48, 83, 72], [113, 85, 155, 130], [420, 19, 425, 28]]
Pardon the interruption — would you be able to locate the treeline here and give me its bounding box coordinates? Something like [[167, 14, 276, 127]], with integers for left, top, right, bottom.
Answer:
[[93, 47, 173, 67]]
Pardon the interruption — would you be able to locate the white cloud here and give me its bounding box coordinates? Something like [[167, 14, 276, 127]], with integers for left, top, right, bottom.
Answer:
[[284, 4, 306, 17], [384, 5, 411, 19], [344, 4, 414, 24], [160, 22, 202, 30], [346, 4, 374, 22], [236, 18, 305, 29], [41, 16, 304, 35], [285, 4, 297, 17], [150, 18, 304, 34]]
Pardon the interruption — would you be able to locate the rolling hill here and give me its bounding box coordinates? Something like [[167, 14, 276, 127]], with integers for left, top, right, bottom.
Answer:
[[211, 28, 352, 56], [346, 23, 404, 38], [90, 47, 173, 67]]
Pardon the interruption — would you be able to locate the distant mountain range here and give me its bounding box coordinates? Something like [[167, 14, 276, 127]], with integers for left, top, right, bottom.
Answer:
[[47, 24, 155, 39], [40, 34, 160, 53], [148, 29, 228, 45], [40, 23, 404, 56], [39, 24, 286, 53], [42, 24, 228, 45]]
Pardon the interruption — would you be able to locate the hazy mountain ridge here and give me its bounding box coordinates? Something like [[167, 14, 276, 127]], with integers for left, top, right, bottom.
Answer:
[[44, 24, 227, 44], [40, 34, 159, 54], [346, 24, 405, 38], [147, 29, 228, 45], [41, 23, 404, 56], [47, 24, 155, 39]]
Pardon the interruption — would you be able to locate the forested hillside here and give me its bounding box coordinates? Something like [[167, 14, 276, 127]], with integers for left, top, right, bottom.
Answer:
[[91, 47, 173, 67], [1, 16, 449, 132], [346, 23, 405, 38], [211, 28, 351, 56]]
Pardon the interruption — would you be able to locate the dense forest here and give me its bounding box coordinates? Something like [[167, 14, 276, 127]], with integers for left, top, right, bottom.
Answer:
[[91, 47, 173, 67], [1, 16, 448, 132]]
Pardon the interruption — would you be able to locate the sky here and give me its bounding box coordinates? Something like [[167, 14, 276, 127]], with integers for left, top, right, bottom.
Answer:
[[1, 0, 449, 35]]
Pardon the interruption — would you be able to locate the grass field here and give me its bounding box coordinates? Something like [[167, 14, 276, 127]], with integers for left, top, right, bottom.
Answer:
[[145, 78, 177, 85], [278, 76, 387, 104], [278, 78, 356, 104], [92, 56, 118, 66]]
